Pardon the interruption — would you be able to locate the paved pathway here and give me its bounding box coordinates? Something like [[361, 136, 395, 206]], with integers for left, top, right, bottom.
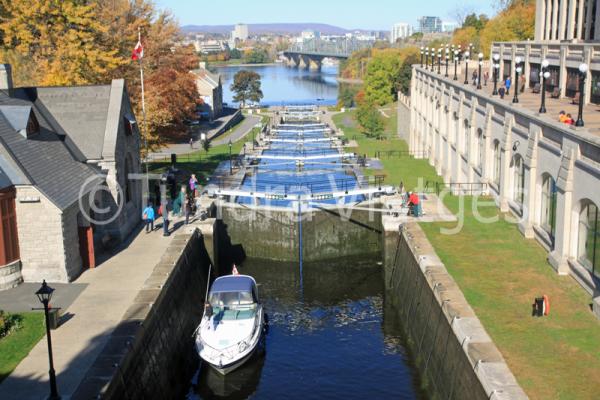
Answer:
[[150, 114, 260, 158], [0, 218, 186, 400]]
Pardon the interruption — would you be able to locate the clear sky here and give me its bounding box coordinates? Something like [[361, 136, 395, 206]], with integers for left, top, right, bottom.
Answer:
[[155, 0, 497, 30]]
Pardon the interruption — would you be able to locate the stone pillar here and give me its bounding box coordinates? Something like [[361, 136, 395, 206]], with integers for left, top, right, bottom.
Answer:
[[558, 0, 568, 40], [298, 55, 309, 70], [567, 0, 577, 40], [551, 0, 559, 39], [584, 0, 594, 40], [548, 146, 577, 275], [308, 57, 322, 71], [518, 127, 540, 238], [499, 114, 514, 212], [545, 0, 553, 39], [595, 0, 600, 40], [535, 0, 547, 41], [576, 0, 585, 39]]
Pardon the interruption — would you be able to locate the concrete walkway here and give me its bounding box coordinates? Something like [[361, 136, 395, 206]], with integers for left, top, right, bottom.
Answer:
[[0, 219, 185, 400], [150, 114, 260, 158]]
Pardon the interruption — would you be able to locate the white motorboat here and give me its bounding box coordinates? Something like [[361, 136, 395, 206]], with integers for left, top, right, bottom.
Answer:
[[194, 275, 265, 375]]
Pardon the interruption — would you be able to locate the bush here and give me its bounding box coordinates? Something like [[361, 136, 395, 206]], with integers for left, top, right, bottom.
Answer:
[[0, 310, 23, 338]]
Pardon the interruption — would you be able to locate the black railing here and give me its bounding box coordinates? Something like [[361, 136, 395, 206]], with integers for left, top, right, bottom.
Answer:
[[373, 150, 429, 159], [424, 181, 488, 196]]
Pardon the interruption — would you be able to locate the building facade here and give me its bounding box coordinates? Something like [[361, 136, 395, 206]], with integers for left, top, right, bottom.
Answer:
[[535, 0, 599, 41], [232, 23, 249, 41], [391, 23, 413, 43], [417, 16, 443, 34], [192, 64, 223, 120], [408, 66, 600, 301], [0, 64, 142, 287]]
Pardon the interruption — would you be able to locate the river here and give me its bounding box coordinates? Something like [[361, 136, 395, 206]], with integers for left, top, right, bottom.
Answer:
[[214, 64, 340, 107]]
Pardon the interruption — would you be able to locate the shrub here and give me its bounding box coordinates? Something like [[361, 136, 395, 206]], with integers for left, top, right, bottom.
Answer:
[[0, 310, 23, 338]]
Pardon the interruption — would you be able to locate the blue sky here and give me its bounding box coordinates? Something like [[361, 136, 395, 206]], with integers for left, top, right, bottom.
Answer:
[[155, 0, 497, 30]]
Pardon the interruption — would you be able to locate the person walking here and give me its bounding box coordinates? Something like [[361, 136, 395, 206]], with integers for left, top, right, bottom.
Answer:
[[472, 70, 478, 86], [498, 85, 506, 99], [483, 71, 489, 86], [185, 195, 193, 225], [160, 199, 171, 236], [505, 76, 512, 95], [519, 74, 526, 93], [142, 203, 155, 233], [189, 137, 194, 149], [189, 174, 198, 198]]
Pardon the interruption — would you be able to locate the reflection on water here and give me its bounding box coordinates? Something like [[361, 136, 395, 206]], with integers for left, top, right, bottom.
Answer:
[[187, 258, 424, 400], [215, 65, 339, 106]]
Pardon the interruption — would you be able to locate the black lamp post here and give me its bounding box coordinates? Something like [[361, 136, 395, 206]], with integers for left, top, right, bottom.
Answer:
[[513, 56, 522, 103], [453, 50, 459, 80], [492, 53, 500, 95], [437, 50, 441, 73], [420, 47, 424, 67], [477, 53, 483, 89], [432, 48, 436, 71], [539, 59, 550, 113], [35, 281, 60, 400], [575, 62, 588, 127], [463, 51, 470, 84], [445, 49, 449, 77], [425, 48, 429, 70], [228, 139, 232, 175]]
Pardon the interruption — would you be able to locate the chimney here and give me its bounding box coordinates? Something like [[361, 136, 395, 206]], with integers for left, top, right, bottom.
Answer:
[[0, 64, 13, 90]]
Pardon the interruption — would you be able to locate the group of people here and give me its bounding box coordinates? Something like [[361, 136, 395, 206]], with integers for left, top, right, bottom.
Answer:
[[558, 110, 576, 125], [471, 70, 490, 87], [141, 173, 201, 237]]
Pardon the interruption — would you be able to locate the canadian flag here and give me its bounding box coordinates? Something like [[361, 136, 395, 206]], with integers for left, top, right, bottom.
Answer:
[[232, 264, 239, 275], [131, 40, 143, 61]]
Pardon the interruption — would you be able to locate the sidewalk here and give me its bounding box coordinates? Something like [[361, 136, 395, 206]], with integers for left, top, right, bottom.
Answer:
[[0, 218, 185, 400]]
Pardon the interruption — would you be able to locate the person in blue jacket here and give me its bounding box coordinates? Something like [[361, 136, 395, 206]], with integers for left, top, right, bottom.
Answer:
[[505, 76, 512, 95], [142, 203, 155, 233]]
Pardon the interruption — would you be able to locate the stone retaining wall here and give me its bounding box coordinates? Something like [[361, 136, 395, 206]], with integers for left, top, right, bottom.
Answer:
[[72, 229, 212, 399], [384, 223, 528, 400]]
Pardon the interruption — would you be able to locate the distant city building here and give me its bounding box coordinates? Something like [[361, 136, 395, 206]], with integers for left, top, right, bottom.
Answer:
[[232, 23, 249, 41], [196, 40, 229, 54], [192, 62, 223, 121], [441, 21, 459, 33], [301, 30, 320, 41], [390, 23, 413, 43], [417, 16, 443, 34]]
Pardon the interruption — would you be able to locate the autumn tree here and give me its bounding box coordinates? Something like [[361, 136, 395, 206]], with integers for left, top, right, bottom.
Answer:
[[0, 0, 124, 85], [231, 70, 263, 108]]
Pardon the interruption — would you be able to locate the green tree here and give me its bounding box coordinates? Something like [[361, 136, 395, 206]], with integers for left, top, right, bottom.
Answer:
[[462, 13, 489, 31], [231, 70, 263, 108], [356, 102, 384, 139], [246, 48, 269, 64], [229, 48, 242, 59]]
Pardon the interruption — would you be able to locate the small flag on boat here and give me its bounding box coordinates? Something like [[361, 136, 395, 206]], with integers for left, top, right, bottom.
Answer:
[[232, 264, 239, 275]]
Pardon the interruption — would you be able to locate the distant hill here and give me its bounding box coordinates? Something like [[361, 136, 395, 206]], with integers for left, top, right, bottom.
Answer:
[[181, 23, 354, 35]]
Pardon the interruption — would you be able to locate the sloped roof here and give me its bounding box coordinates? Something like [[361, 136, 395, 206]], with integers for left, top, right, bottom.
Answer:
[[0, 89, 101, 210], [192, 68, 221, 89]]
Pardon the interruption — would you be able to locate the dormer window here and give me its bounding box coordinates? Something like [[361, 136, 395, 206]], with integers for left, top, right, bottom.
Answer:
[[0, 105, 39, 138], [124, 114, 137, 136]]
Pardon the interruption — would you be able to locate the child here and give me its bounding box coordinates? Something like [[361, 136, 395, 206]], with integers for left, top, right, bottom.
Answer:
[[142, 203, 155, 233]]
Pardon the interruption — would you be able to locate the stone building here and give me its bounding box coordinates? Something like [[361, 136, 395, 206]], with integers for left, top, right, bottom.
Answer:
[[408, 0, 600, 314], [0, 64, 142, 288], [192, 64, 223, 120]]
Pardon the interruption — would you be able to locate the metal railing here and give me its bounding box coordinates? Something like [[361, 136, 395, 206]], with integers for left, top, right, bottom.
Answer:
[[373, 150, 429, 159], [286, 38, 374, 57], [424, 181, 488, 196]]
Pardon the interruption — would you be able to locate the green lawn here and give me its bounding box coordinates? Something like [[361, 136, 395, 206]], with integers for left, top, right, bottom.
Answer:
[[0, 312, 46, 382], [420, 196, 600, 400], [331, 109, 441, 191]]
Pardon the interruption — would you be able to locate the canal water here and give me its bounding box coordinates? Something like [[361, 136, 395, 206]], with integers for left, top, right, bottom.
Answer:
[[186, 258, 424, 400], [215, 64, 339, 107]]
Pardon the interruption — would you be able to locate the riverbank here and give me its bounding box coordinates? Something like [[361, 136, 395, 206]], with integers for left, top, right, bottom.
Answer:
[[336, 77, 363, 84], [209, 61, 278, 68]]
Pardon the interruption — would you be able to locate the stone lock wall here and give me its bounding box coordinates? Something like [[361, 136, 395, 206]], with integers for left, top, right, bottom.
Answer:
[[71, 229, 213, 399], [384, 223, 527, 400]]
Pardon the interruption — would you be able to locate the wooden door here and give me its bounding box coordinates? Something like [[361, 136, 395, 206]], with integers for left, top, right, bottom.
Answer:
[[78, 226, 95, 269]]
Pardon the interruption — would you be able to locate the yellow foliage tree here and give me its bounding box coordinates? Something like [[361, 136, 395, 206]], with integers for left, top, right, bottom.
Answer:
[[0, 0, 125, 86]]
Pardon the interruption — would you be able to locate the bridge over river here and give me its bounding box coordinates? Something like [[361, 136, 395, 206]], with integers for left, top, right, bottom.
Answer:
[[283, 38, 374, 70]]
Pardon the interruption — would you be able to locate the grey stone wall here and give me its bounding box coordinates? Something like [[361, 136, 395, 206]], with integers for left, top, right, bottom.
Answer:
[[384, 223, 527, 400], [218, 203, 382, 262], [71, 229, 212, 400]]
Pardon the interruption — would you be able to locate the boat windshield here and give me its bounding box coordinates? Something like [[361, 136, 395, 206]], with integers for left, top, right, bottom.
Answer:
[[209, 291, 255, 309]]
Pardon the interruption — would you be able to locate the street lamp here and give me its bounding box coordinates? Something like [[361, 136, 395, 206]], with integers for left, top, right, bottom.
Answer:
[[539, 59, 550, 113], [492, 53, 500, 95], [420, 47, 424, 67], [477, 53, 484, 89], [430, 48, 434, 70], [463, 51, 470, 84], [513, 56, 522, 103], [453, 50, 459, 80], [437, 49, 442, 74], [445, 48, 449, 77], [425, 48, 429, 70], [35, 281, 60, 400], [228, 139, 232, 175], [575, 63, 588, 127]]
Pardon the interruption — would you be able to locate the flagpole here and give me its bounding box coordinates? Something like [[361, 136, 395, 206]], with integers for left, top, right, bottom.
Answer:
[[138, 27, 150, 207]]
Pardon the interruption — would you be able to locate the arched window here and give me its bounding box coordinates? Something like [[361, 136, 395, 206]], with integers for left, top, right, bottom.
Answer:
[[578, 200, 599, 279], [540, 174, 557, 240], [512, 155, 525, 205], [492, 140, 501, 186]]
